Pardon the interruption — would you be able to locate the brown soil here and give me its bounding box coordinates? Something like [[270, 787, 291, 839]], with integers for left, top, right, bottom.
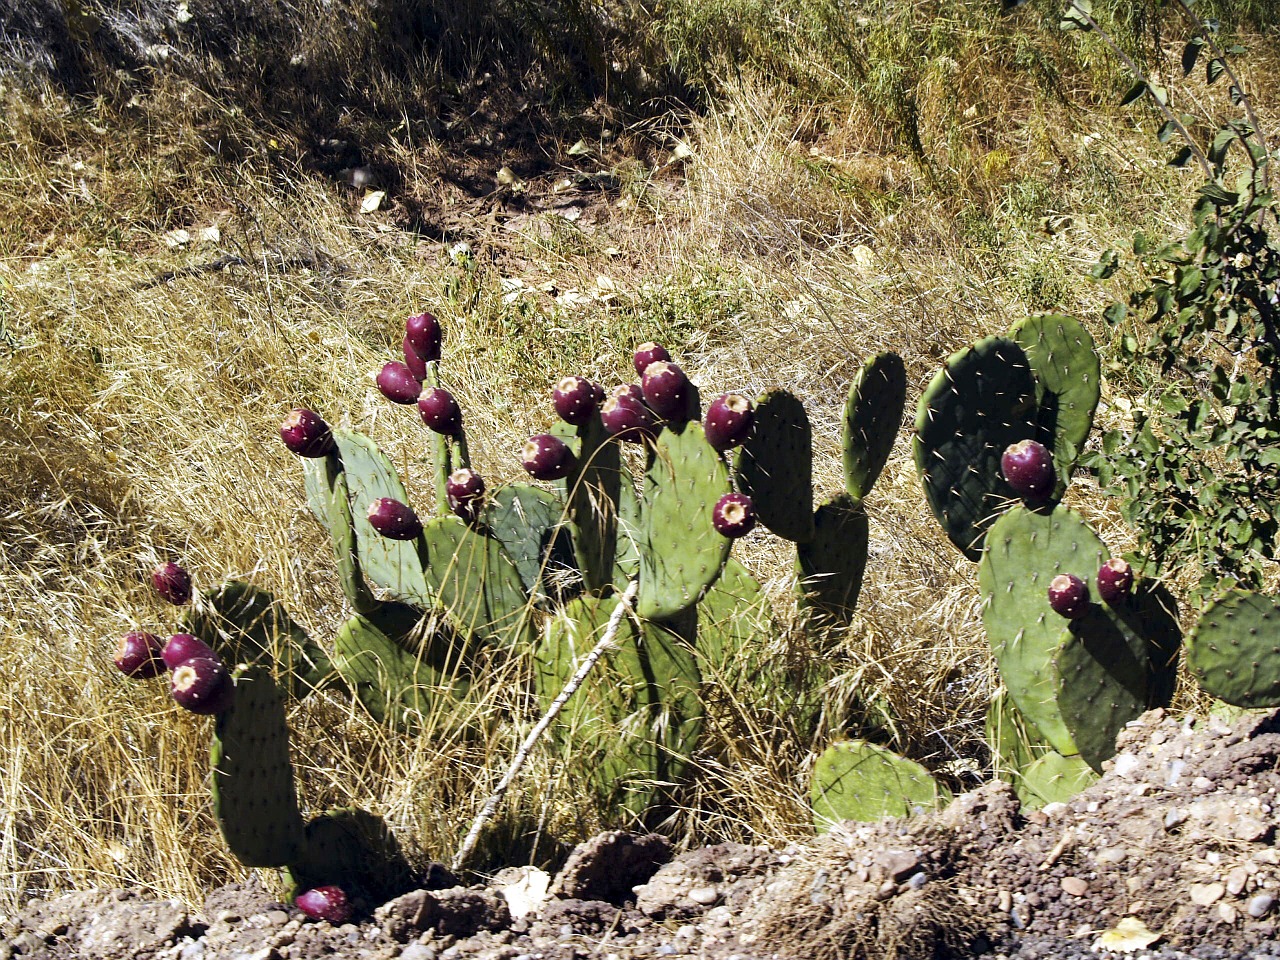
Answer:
[[6, 708, 1280, 960]]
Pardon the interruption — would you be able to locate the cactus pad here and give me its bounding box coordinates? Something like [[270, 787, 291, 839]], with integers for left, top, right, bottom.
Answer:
[[331, 429, 433, 607], [843, 352, 907, 502], [484, 483, 580, 608], [210, 665, 305, 867], [183, 581, 332, 699], [612, 459, 643, 589], [285, 807, 416, 904], [1187, 590, 1280, 707], [986, 686, 1052, 783], [811, 740, 950, 830], [915, 337, 1043, 559], [1010, 314, 1100, 488], [637, 422, 732, 620], [534, 594, 702, 819], [421, 516, 531, 647], [333, 614, 449, 727], [551, 417, 621, 592], [980, 504, 1104, 756], [734, 390, 815, 542], [1015, 751, 1098, 811], [304, 452, 379, 614], [796, 494, 869, 628]]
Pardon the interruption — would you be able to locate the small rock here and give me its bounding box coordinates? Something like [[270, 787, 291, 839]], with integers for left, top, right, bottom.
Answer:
[[1164, 809, 1189, 830], [1190, 882, 1225, 906], [1192, 776, 1215, 793], [687, 887, 719, 906], [1248, 894, 1275, 919], [1061, 877, 1089, 897], [1111, 753, 1141, 779], [1227, 867, 1250, 896], [876, 850, 922, 884], [1218, 902, 1239, 924]]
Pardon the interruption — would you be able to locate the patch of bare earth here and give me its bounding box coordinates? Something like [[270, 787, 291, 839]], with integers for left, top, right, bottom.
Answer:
[[6, 707, 1280, 960]]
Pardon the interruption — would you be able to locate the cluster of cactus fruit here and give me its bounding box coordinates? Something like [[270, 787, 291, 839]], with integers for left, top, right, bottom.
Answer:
[[115, 305, 1280, 912]]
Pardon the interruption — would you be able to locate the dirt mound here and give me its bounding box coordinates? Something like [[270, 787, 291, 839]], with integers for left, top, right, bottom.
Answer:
[[5, 708, 1280, 959]]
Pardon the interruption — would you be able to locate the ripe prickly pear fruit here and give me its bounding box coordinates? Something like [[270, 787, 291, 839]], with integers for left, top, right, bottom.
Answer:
[[376, 361, 423, 405], [521, 434, 575, 480], [1001, 440, 1054, 499], [610, 383, 646, 405], [280, 408, 336, 458], [152, 562, 192, 605], [115, 631, 166, 679], [600, 395, 656, 442], [366, 498, 423, 540], [633, 341, 672, 377], [553, 375, 601, 425], [712, 493, 756, 538], [170, 656, 234, 714], [704, 393, 754, 451], [403, 335, 428, 382], [417, 387, 463, 435], [295, 885, 352, 924], [406, 311, 442, 363], [1096, 558, 1135, 604], [446, 468, 486, 523], [162, 633, 218, 670], [641, 361, 691, 420], [1047, 573, 1089, 619]]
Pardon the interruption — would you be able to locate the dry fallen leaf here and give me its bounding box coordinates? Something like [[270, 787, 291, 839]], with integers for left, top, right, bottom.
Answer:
[[360, 190, 386, 214], [1092, 916, 1160, 952]]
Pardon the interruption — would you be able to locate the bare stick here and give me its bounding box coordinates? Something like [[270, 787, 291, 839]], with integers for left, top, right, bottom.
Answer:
[[450, 578, 640, 873]]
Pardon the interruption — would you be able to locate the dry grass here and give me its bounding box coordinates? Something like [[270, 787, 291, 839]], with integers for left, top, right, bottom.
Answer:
[[1, 6, 1277, 924]]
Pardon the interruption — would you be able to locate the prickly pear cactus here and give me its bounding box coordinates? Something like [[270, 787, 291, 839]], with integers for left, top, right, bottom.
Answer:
[[1187, 590, 1280, 708], [637, 422, 733, 620], [421, 516, 532, 647], [1014, 751, 1098, 811], [915, 337, 1042, 559], [210, 665, 306, 867], [333, 614, 450, 727], [1010, 314, 1100, 491], [986, 686, 1052, 783], [331, 429, 433, 608], [183, 581, 333, 699], [612, 460, 643, 590], [796, 494, 869, 628], [843, 351, 906, 503], [735, 389, 815, 543], [284, 807, 417, 904], [484, 483, 581, 609], [979, 504, 1101, 756], [550, 417, 621, 592], [304, 452, 380, 614], [534, 594, 703, 820], [811, 740, 950, 830]]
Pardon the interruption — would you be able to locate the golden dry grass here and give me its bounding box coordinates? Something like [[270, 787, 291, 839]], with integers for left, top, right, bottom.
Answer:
[[1, 15, 1277, 922]]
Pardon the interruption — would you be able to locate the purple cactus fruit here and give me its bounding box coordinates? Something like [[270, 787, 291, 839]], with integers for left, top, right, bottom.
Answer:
[[115, 631, 166, 679], [600, 395, 657, 442], [162, 633, 218, 671], [641, 361, 691, 420], [170, 656, 234, 714], [553, 375, 601, 425], [704, 393, 755, 451], [366, 498, 423, 540], [280, 408, 336, 458], [446, 468, 486, 523], [403, 335, 428, 382], [610, 383, 646, 405], [1096, 558, 1135, 604], [521, 434, 575, 481], [712, 493, 756, 538], [152, 562, 192, 605], [1000, 440, 1055, 499], [417, 387, 463, 436], [633, 341, 672, 377], [295, 885, 352, 924], [1047, 573, 1089, 619], [405, 311, 442, 364], [376, 361, 423, 405]]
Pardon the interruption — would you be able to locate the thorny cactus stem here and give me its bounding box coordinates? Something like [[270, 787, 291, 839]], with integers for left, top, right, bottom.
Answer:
[[450, 578, 640, 873]]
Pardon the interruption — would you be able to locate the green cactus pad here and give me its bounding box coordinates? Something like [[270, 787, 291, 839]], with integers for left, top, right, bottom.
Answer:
[[980, 504, 1105, 757], [534, 594, 703, 819], [210, 665, 305, 867], [183, 581, 333, 699], [284, 807, 416, 904], [421, 516, 531, 647], [986, 687, 1053, 782], [331, 429, 433, 608], [1142, 583, 1183, 709], [1010, 314, 1100, 488], [612, 459, 643, 590], [304, 452, 379, 614], [843, 352, 907, 502], [551, 418, 621, 592], [796, 494, 869, 628], [1054, 584, 1182, 771], [734, 390, 815, 542], [811, 740, 950, 830], [333, 614, 446, 727], [696, 558, 771, 668], [1014, 751, 1098, 811], [1187, 590, 1280, 708], [637, 422, 732, 620], [915, 337, 1043, 559], [484, 484, 581, 608]]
